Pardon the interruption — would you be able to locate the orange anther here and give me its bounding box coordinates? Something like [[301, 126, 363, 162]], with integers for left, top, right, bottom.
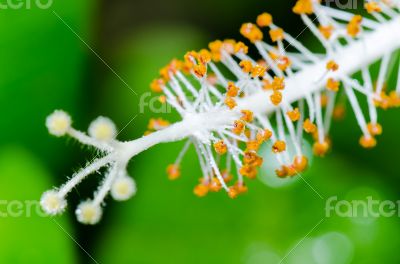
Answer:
[[150, 79, 165, 93], [365, 2, 382, 13], [240, 23, 263, 43], [272, 140, 286, 153], [293, 0, 315, 15], [303, 119, 317, 134], [227, 82, 240, 97], [287, 108, 301, 122], [360, 135, 377, 148], [275, 165, 289, 178], [313, 140, 330, 157], [247, 140, 261, 151], [319, 25, 334, 39], [209, 178, 222, 192], [326, 60, 339, 72], [270, 90, 283, 106], [243, 151, 263, 167], [272, 76, 285, 90], [194, 183, 209, 197], [241, 110, 254, 122], [239, 60, 253, 73], [228, 186, 239, 199], [193, 63, 207, 78], [269, 28, 284, 42], [257, 12, 273, 27], [293, 155, 308, 172], [234, 42, 249, 54], [326, 78, 340, 92], [333, 105, 346, 120], [347, 15, 363, 37], [239, 165, 258, 179], [367, 123, 382, 136], [251, 65, 267, 78], [214, 140, 228, 155], [232, 120, 246, 135], [225, 96, 237, 109], [166, 164, 180, 180]]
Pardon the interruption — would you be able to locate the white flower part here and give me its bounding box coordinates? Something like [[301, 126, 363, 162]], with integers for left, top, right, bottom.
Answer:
[[75, 201, 102, 225], [88, 116, 117, 141], [111, 175, 137, 201], [46, 110, 72, 137], [40, 190, 67, 215]]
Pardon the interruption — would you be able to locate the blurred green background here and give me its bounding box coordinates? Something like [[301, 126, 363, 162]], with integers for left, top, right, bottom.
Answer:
[[1, 0, 400, 263]]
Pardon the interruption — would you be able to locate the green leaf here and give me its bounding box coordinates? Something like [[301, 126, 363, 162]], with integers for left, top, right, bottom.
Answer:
[[0, 146, 77, 263]]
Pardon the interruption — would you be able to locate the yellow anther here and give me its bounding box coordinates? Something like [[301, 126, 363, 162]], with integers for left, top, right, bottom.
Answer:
[[313, 140, 330, 157], [319, 25, 334, 39], [333, 105, 346, 120], [326, 78, 340, 92], [365, 2, 382, 13], [227, 82, 240, 97], [239, 165, 258, 179], [239, 60, 253, 73], [208, 40, 223, 62], [275, 165, 289, 178], [287, 108, 301, 122], [240, 23, 263, 43], [272, 140, 286, 153], [303, 119, 317, 134], [256, 13, 273, 27], [241, 110, 254, 122], [234, 42, 249, 54], [234, 182, 248, 194], [251, 65, 267, 78], [228, 186, 239, 199], [243, 151, 263, 167], [326, 60, 339, 72], [359, 135, 377, 149], [259, 129, 273, 142], [221, 170, 233, 183], [148, 118, 170, 131], [246, 140, 261, 152], [277, 56, 292, 71], [272, 76, 285, 90], [193, 63, 207, 78], [224, 96, 237, 109], [347, 15, 363, 37], [222, 39, 237, 54], [198, 49, 211, 64], [214, 140, 228, 155], [270, 90, 283, 106], [269, 28, 284, 42], [293, 0, 315, 15], [150, 79, 165, 93], [367, 123, 383, 136], [209, 177, 222, 192], [194, 183, 209, 197], [293, 155, 308, 172], [232, 120, 246, 135], [166, 164, 180, 180]]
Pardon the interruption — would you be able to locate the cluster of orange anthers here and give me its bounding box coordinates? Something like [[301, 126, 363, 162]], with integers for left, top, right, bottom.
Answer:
[[153, 0, 400, 199]]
